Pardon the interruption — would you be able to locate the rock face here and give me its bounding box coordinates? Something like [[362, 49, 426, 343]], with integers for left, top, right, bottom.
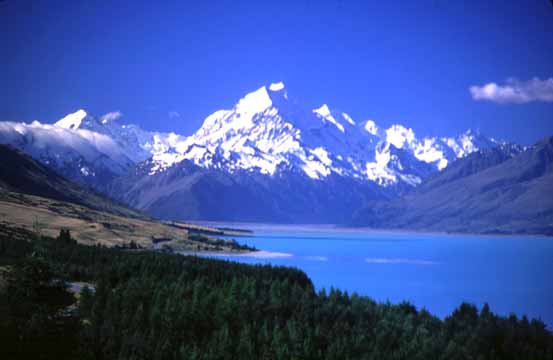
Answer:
[[351, 137, 553, 235], [0, 82, 507, 223]]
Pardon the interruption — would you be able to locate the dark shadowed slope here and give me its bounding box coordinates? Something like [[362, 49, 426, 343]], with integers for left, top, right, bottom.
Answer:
[[108, 159, 388, 224], [0, 144, 144, 219], [352, 137, 553, 235], [416, 143, 524, 193]]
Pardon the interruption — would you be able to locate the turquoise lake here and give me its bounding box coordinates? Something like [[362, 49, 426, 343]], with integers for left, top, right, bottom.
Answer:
[[199, 224, 553, 327]]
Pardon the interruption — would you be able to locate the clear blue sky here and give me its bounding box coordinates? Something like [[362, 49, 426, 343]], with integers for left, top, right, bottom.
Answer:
[[1, 0, 552, 144]]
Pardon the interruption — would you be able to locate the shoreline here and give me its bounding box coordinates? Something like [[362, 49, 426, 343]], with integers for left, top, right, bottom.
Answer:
[[178, 249, 293, 259], [185, 221, 553, 240]]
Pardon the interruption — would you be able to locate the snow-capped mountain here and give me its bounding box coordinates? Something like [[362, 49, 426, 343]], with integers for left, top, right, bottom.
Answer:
[[54, 109, 187, 165], [0, 82, 503, 189], [0, 119, 132, 188], [122, 82, 501, 188], [105, 82, 509, 222], [0, 82, 512, 222]]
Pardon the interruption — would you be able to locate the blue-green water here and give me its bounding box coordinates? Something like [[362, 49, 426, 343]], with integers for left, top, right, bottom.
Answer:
[[203, 224, 553, 327]]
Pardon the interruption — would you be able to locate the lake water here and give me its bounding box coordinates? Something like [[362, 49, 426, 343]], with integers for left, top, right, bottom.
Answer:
[[199, 224, 553, 327]]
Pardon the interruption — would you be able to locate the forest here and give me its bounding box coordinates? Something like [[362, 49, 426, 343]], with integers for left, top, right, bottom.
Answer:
[[1, 225, 552, 359]]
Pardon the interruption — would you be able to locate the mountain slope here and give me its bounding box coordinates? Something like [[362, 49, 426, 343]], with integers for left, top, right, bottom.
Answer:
[[0, 144, 143, 219], [1, 83, 501, 191], [136, 83, 500, 187], [416, 143, 525, 193], [102, 83, 504, 222], [0, 120, 132, 189], [0, 82, 508, 223], [351, 137, 553, 235], [54, 109, 185, 164], [108, 158, 388, 223], [0, 144, 253, 251]]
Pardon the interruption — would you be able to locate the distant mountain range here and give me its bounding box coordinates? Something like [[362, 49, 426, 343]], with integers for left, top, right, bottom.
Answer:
[[0, 83, 500, 188], [1, 82, 550, 232], [352, 138, 553, 235]]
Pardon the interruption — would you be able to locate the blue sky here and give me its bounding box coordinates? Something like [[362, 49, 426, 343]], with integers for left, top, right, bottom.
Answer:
[[1, 0, 552, 144]]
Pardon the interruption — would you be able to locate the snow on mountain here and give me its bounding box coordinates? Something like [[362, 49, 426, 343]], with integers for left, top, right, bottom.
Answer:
[[0, 119, 129, 165], [443, 129, 498, 158], [313, 104, 345, 132], [269, 81, 285, 91], [149, 82, 500, 186], [0, 82, 503, 190], [364, 120, 379, 135], [55, 109, 88, 130], [53, 109, 189, 170], [160, 83, 382, 180], [385, 124, 416, 149], [0, 119, 132, 186]]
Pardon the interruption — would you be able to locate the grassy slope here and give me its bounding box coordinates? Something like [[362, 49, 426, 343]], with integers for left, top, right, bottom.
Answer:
[[0, 144, 254, 251], [0, 191, 250, 252], [0, 144, 145, 219]]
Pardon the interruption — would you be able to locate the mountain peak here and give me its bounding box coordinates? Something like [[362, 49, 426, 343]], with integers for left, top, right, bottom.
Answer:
[[385, 124, 416, 149], [55, 109, 88, 130], [313, 104, 345, 132], [364, 120, 379, 135], [313, 104, 331, 117], [236, 86, 273, 115], [268, 81, 285, 91], [12, 84, 504, 192]]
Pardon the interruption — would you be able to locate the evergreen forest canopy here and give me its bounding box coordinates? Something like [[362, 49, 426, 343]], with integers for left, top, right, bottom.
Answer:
[[1, 225, 552, 359]]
